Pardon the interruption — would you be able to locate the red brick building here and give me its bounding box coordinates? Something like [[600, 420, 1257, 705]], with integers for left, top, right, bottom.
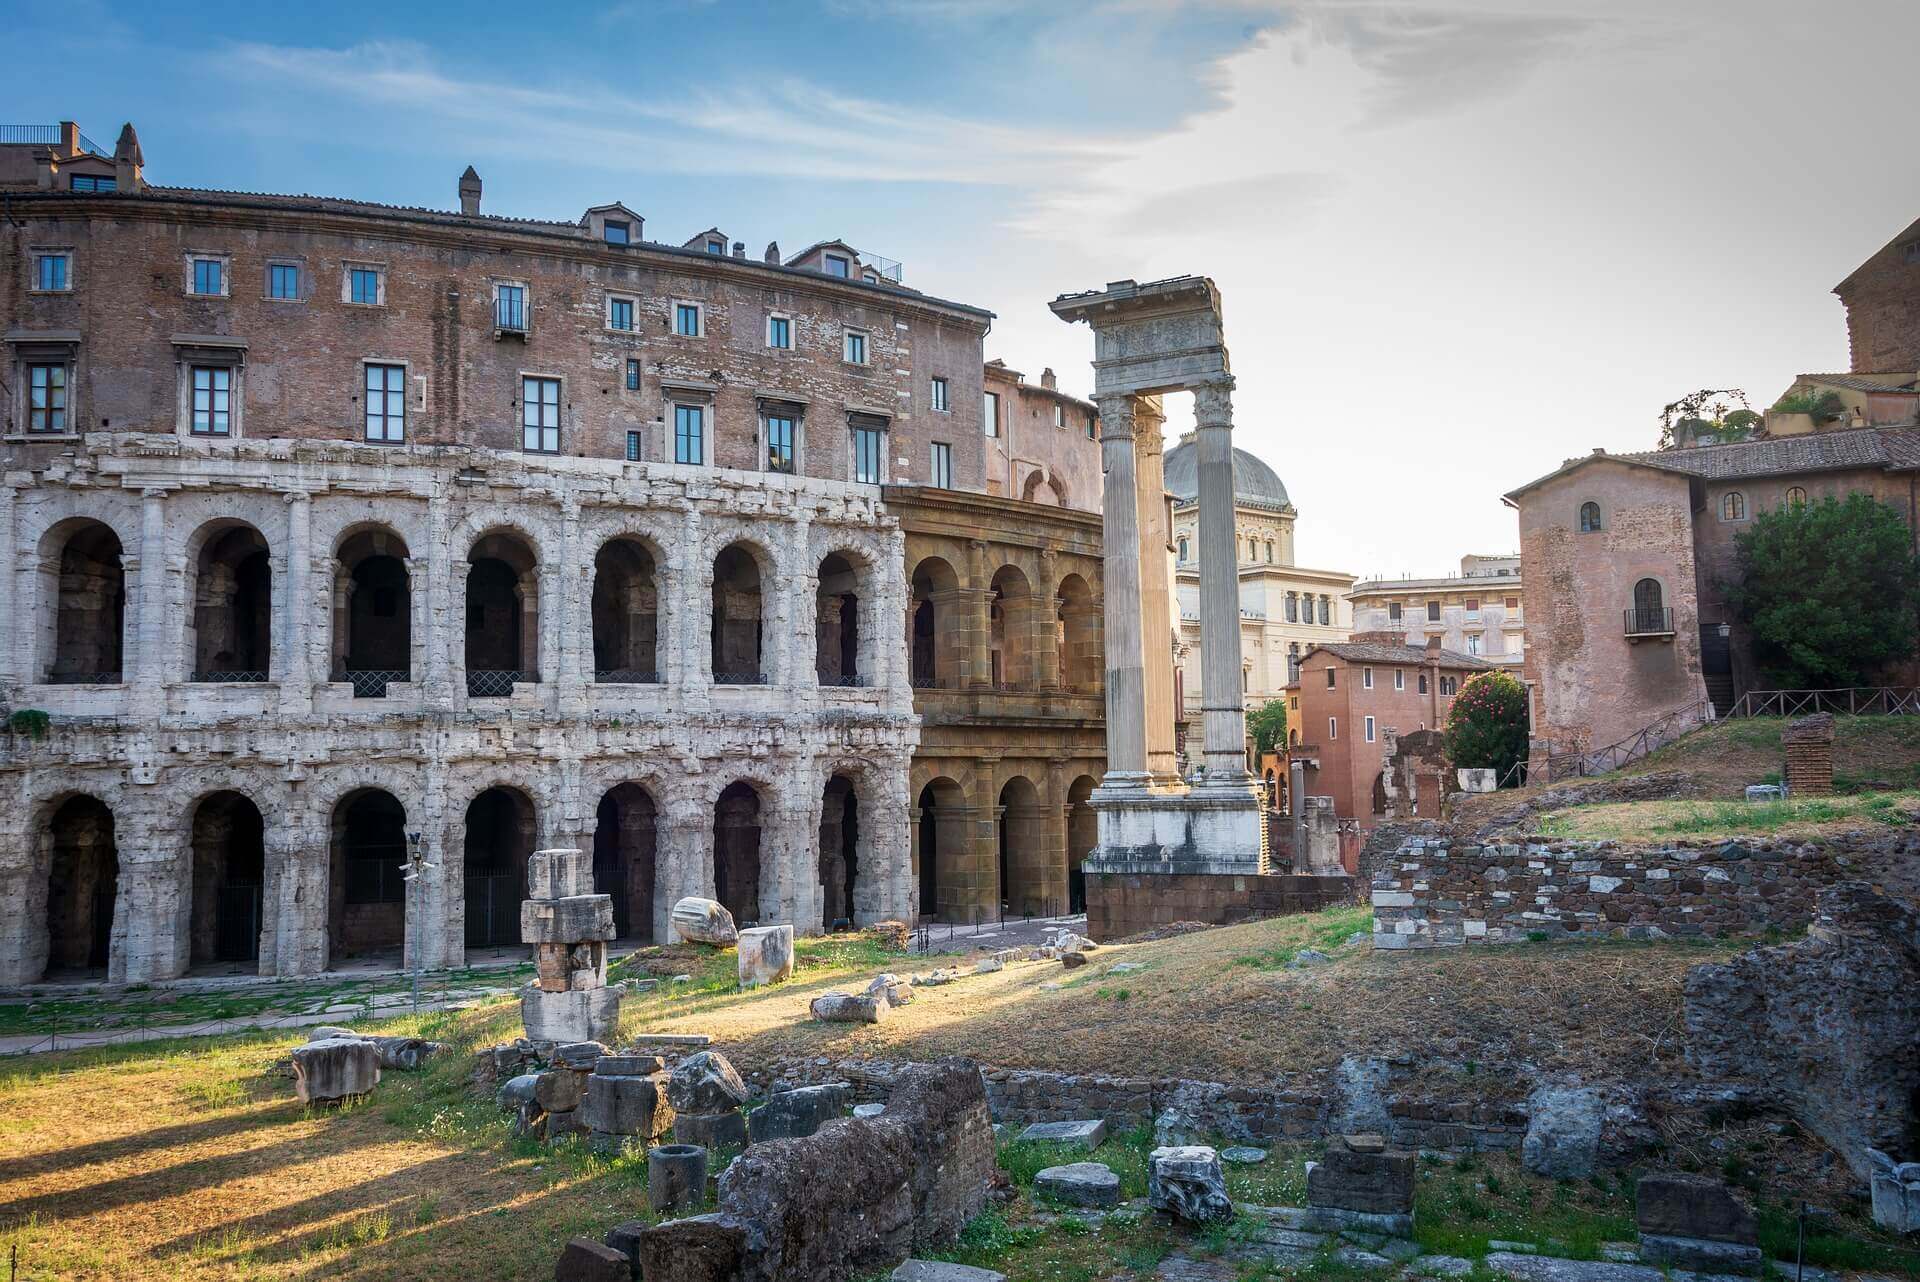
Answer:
[[1285, 635, 1490, 822], [1835, 213, 1920, 377]]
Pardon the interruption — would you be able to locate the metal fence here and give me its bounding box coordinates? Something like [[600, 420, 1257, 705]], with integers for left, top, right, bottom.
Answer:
[[593, 668, 659, 684], [712, 672, 766, 686], [1722, 686, 1920, 719], [190, 670, 268, 683], [466, 669, 532, 698], [1538, 700, 1709, 784], [343, 668, 408, 698]]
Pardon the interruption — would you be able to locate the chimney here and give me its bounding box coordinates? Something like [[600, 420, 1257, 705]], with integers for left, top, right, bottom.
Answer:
[[459, 165, 482, 216], [732, 241, 746, 259], [763, 241, 781, 265], [113, 122, 144, 192], [1041, 367, 1057, 390], [1425, 636, 1443, 659], [59, 121, 81, 158]]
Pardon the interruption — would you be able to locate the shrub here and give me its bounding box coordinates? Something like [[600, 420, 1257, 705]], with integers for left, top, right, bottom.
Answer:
[[1443, 671, 1529, 782]]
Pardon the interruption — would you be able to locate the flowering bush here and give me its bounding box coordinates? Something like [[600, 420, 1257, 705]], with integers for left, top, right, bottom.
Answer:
[[1443, 671, 1529, 782]]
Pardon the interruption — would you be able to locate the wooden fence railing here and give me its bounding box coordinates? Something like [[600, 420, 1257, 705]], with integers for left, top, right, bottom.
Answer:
[[1537, 699, 1710, 785], [1721, 687, 1920, 719]]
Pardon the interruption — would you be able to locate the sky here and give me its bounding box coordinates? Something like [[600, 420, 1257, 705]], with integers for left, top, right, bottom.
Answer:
[[16, 0, 1920, 579]]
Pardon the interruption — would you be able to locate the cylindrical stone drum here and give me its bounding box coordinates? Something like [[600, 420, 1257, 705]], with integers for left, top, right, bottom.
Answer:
[[648, 1143, 708, 1215]]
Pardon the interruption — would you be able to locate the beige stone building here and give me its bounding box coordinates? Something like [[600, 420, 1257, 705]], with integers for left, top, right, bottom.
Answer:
[[1167, 435, 1353, 757], [981, 359, 1102, 514], [1347, 554, 1526, 671]]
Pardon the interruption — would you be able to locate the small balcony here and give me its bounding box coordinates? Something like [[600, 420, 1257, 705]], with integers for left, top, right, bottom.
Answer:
[[1624, 607, 1675, 640], [493, 298, 528, 338]]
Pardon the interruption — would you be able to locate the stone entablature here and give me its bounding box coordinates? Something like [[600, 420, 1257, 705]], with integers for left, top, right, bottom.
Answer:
[[1370, 834, 1859, 949]]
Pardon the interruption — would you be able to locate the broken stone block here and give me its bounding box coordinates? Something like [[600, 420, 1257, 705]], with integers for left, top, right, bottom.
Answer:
[[866, 973, 912, 1008], [578, 1073, 674, 1143], [521, 895, 616, 945], [737, 924, 794, 988], [974, 957, 1003, 974], [854, 1103, 886, 1119], [894, 1262, 1006, 1282], [596, 1053, 664, 1077], [672, 896, 739, 946], [553, 1235, 630, 1282], [1639, 1235, 1765, 1274], [1523, 1085, 1605, 1178], [497, 1073, 541, 1112], [1869, 1150, 1920, 1234], [602, 1219, 648, 1267], [1636, 1171, 1760, 1273], [675, 1110, 748, 1150], [668, 1051, 750, 1113], [1017, 1119, 1106, 1149], [634, 1213, 745, 1282], [810, 991, 886, 1023], [292, 1037, 381, 1105], [747, 1082, 851, 1143], [649, 1143, 709, 1215], [535, 1068, 590, 1114], [545, 1109, 587, 1143], [553, 1041, 611, 1071], [1149, 1145, 1232, 1223], [527, 847, 595, 901], [1061, 952, 1087, 970], [1035, 1161, 1120, 1207], [1305, 1134, 1414, 1235], [521, 985, 623, 1044]]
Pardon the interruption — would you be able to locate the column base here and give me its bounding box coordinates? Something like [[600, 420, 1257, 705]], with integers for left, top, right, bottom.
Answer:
[[1087, 785, 1266, 876]]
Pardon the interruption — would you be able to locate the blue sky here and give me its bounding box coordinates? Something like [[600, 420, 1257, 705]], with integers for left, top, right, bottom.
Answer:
[[17, 0, 1920, 578]]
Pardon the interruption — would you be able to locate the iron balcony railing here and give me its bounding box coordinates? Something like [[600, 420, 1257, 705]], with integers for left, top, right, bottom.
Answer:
[[1624, 607, 1675, 636], [494, 297, 527, 331], [342, 669, 408, 698], [190, 670, 268, 683], [910, 673, 939, 689], [467, 669, 534, 698], [44, 672, 121, 685], [1, 125, 108, 154], [594, 668, 659, 684], [713, 671, 767, 686], [819, 673, 869, 688]]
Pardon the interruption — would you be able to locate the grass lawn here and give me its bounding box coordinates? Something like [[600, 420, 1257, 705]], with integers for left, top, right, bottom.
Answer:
[[1534, 790, 1920, 841]]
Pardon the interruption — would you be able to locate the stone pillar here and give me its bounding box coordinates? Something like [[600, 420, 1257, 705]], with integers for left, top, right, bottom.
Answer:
[[1193, 378, 1251, 786], [0, 485, 19, 688], [556, 497, 583, 690], [424, 491, 454, 702], [273, 811, 329, 976], [656, 796, 709, 943], [964, 540, 993, 690], [279, 490, 314, 713], [1134, 396, 1179, 780], [132, 487, 172, 714], [963, 762, 1000, 923], [1042, 759, 1070, 916], [1289, 758, 1307, 864], [521, 566, 543, 680], [1094, 395, 1148, 784], [1037, 547, 1061, 693]]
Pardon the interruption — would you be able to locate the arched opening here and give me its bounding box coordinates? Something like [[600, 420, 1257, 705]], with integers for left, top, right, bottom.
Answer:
[[1631, 578, 1665, 633], [908, 556, 959, 688], [592, 537, 659, 683], [997, 774, 1047, 917], [711, 543, 765, 684], [334, 526, 411, 698], [45, 521, 125, 683], [990, 564, 1035, 689], [915, 777, 967, 921], [44, 795, 117, 978], [1057, 573, 1100, 693], [464, 787, 536, 949], [1371, 772, 1389, 817], [328, 789, 406, 962], [190, 524, 271, 681], [467, 530, 538, 697], [714, 782, 763, 925], [594, 782, 658, 941], [815, 552, 863, 686], [819, 774, 859, 930], [1578, 501, 1602, 533], [1066, 774, 1098, 916], [1022, 471, 1063, 506], [189, 791, 265, 969]]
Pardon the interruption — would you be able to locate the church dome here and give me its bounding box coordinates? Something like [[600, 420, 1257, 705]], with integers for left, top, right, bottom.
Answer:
[[1162, 433, 1290, 510]]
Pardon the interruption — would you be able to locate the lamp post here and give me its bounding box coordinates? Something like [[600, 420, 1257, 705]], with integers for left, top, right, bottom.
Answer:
[[402, 831, 436, 1014]]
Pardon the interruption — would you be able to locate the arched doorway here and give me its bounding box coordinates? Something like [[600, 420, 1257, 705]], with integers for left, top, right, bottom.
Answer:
[[329, 789, 406, 962], [189, 791, 265, 969], [189, 523, 271, 682], [464, 787, 535, 948], [467, 530, 538, 696], [819, 774, 859, 930], [592, 537, 659, 683], [45, 796, 117, 978], [713, 782, 763, 924], [815, 553, 862, 686], [334, 526, 411, 697], [908, 556, 958, 688], [711, 544, 765, 683], [1066, 775, 1098, 915], [997, 775, 1046, 917], [44, 521, 125, 683], [594, 783, 658, 941], [915, 777, 966, 921]]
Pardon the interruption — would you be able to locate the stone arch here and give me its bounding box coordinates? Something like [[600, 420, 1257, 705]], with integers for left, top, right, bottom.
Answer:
[[333, 523, 413, 695], [914, 775, 967, 922], [467, 527, 540, 695], [1371, 772, 1389, 817], [463, 785, 537, 949], [908, 555, 961, 688], [187, 790, 266, 970], [39, 793, 119, 979], [185, 520, 272, 682], [1022, 470, 1065, 507], [1056, 572, 1100, 693], [328, 788, 408, 962], [713, 780, 765, 925], [594, 781, 659, 941], [818, 772, 860, 929], [815, 544, 876, 686], [996, 773, 1048, 917], [711, 541, 767, 684], [38, 518, 126, 684], [990, 564, 1038, 689], [592, 534, 662, 683], [1066, 773, 1098, 915]]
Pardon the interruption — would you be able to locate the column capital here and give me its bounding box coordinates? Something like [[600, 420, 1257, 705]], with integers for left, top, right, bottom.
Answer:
[[1094, 395, 1136, 440], [1193, 377, 1236, 426]]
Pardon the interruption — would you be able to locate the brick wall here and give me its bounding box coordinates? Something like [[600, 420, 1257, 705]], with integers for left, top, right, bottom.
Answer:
[[1371, 833, 1856, 949], [1085, 870, 1354, 942]]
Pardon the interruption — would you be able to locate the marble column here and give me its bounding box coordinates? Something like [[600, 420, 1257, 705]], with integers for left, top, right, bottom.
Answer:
[[1194, 377, 1251, 784], [1093, 394, 1148, 784], [1133, 395, 1179, 781]]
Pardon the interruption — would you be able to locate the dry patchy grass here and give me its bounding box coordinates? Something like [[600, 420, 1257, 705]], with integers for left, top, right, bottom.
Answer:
[[1536, 791, 1920, 842]]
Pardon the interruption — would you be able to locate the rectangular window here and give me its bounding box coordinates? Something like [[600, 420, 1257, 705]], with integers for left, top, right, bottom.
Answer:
[[1467, 634, 1481, 655], [983, 391, 999, 438], [604, 219, 630, 245], [1388, 602, 1402, 622], [1325, 667, 1336, 689], [625, 430, 642, 462], [930, 441, 953, 489], [1506, 596, 1519, 610], [767, 315, 791, 349], [34, 253, 70, 291], [1319, 597, 1330, 626], [495, 284, 526, 329], [1363, 667, 1373, 689], [190, 366, 232, 436], [1086, 413, 1097, 440], [1329, 717, 1338, 741], [625, 358, 641, 391], [191, 258, 224, 296], [674, 404, 704, 465], [70, 174, 115, 192], [853, 425, 884, 483], [765, 415, 795, 474], [824, 254, 850, 278], [931, 377, 949, 412], [608, 296, 635, 331], [349, 267, 382, 305], [521, 376, 561, 453], [26, 363, 67, 434], [1365, 716, 1376, 743], [365, 363, 406, 442], [1418, 673, 1429, 694], [706, 239, 725, 255], [1465, 598, 1479, 612], [844, 329, 868, 364], [269, 263, 300, 300], [1394, 669, 1405, 691], [1427, 600, 1441, 622], [1053, 404, 1064, 428], [674, 303, 701, 337]]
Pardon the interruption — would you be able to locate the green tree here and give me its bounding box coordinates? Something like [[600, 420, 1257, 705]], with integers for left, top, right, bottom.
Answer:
[[1726, 492, 1920, 687], [1442, 671, 1530, 782], [1247, 697, 1289, 757]]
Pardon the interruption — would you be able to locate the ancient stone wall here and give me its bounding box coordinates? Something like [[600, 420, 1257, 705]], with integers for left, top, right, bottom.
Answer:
[[1370, 832, 1865, 949], [1084, 870, 1353, 942]]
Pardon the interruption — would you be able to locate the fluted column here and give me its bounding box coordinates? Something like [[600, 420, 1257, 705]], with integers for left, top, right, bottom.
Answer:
[[1094, 394, 1147, 783], [1133, 395, 1178, 780], [1194, 377, 1250, 783]]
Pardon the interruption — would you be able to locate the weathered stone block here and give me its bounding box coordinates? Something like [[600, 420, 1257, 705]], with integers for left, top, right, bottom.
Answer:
[[521, 895, 616, 945], [1148, 1145, 1231, 1223], [1638, 1234, 1763, 1274], [748, 1083, 851, 1143], [1307, 1134, 1414, 1218], [810, 991, 886, 1023], [1017, 1119, 1106, 1149], [1635, 1173, 1757, 1244], [676, 1110, 748, 1150], [667, 1051, 750, 1113], [737, 925, 794, 988], [1034, 1162, 1120, 1207], [595, 1054, 663, 1077], [672, 897, 739, 946], [535, 1067, 590, 1114], [579, 1073, 674, 1142], [292, 1038, 381, 1104], [522, 985, 623, 1044], [894, 1263, 1006, 1282], [1523, 1085, 1604, 1178], [554, 1235, 630, 1282], [527, 848, 595, 901]]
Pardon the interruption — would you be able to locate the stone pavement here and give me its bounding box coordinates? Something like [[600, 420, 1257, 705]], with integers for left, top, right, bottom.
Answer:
[[911, 914, 1089, 956]]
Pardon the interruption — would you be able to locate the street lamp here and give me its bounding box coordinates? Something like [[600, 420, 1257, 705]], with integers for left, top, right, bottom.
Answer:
[[401, 831, 437, 1014]]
